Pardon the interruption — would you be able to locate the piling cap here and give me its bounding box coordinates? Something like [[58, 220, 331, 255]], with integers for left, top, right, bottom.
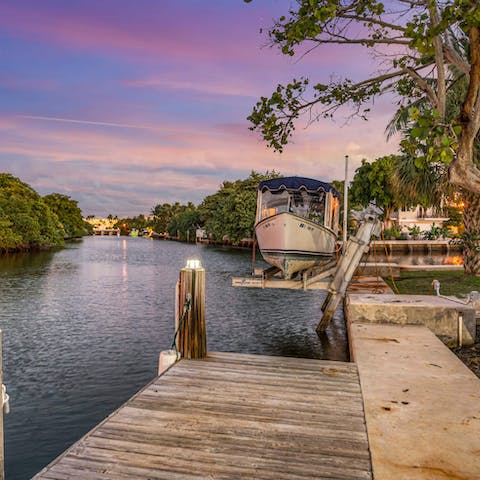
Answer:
[[185, 259, 202, 269]]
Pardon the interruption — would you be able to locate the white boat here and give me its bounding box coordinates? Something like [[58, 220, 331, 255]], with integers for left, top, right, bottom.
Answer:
[[254, 177, 340, 279]]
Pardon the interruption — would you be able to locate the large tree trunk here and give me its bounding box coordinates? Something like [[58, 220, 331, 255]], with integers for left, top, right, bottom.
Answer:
[[461, 190, 480, 275]]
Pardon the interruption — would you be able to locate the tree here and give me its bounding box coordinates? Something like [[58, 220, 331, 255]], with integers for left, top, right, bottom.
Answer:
[[198, 171, 280, 244], [0, 173, 64, 251], [167, 206, 200, 241], [349, 156, 401, 224], [246, 0, 480, 272], [150, 202, 187, 234], [114, 214, 148, 234], [43, 193, 91, 238]]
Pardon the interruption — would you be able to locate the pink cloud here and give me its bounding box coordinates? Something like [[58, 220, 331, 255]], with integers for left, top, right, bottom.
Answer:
[[1, 3, 266, 66], [1, 2, 375, 76], [124, 77, 260, 99]]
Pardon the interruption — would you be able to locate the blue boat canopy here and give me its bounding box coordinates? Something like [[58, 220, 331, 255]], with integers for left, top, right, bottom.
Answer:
[[258, 177, 340, 198]]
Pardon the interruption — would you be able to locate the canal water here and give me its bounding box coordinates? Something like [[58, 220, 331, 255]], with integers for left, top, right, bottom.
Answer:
[[0, 236, 348, 479]]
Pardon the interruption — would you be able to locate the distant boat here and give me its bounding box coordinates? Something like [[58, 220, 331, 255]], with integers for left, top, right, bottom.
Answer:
[[254, 177, 340, 279]]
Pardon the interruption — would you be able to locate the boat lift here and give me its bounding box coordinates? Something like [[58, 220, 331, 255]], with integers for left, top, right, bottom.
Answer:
[[232, 205, 382, 332]]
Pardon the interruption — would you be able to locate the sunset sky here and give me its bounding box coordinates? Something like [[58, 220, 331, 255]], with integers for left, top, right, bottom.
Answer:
[[0, 0, 399, 216]]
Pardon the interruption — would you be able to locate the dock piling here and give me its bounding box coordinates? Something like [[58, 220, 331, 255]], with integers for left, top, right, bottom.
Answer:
[[176, 259, 206, 359]]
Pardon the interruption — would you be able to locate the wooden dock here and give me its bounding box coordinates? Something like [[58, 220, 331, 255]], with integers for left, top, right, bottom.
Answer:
[[34, 352, 372, 480]]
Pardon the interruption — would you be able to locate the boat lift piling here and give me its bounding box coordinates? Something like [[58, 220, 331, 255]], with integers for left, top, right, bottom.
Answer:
[[317, 206, 382, 332]]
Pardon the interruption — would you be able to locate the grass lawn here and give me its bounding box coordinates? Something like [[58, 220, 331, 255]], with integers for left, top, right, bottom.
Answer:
[[385, 270, 480, 297]]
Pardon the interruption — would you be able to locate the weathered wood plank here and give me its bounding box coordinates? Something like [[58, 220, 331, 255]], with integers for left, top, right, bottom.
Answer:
[[113, 405, 368, 442], [203, 352, 358, 372], [152, 376, 362, 399], [34, 352, 372, 480], [138, 389, 367, 421], [145, 380, 365, 411], [128, 397, 367, 431], [97, 422, 371, 459], [89, 429, 372, 470], [163, 364, 361, 388], [67, 444, 372, 480]]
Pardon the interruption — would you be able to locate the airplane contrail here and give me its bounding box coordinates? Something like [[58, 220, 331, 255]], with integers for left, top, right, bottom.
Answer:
[[19, 115, 154, 130]]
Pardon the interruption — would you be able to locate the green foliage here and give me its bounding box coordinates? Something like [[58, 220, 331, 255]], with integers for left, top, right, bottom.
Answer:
[[382, 224, 402, 240], [0, 173, 64, 251], [349, 156, 401, 220], [114, 214, 148, 235], [167, 207, 200, 241], [422, 223, 448, 240], [198, 171, 280, 245], [246, 0, 480, 171], [150, 202, 191, 234], [400, 108, 461, 166], [452, 230, 480, 254], [444, 205, 464, 228], [43, 193, 91, 238], [407, 225, 422, 240]]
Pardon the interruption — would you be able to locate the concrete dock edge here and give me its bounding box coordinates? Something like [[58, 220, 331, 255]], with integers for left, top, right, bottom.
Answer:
[[349, 323, 480, 479]]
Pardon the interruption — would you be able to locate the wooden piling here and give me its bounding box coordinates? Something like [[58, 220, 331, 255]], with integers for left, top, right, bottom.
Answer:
[[176, 260, 206, 359]]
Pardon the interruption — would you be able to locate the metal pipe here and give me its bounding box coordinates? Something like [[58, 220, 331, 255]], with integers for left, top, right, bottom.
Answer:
[[342, 155, 349, 254]]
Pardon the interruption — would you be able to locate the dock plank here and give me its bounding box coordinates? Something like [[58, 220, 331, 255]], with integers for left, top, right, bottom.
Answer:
[[34, 352, 372, 480]]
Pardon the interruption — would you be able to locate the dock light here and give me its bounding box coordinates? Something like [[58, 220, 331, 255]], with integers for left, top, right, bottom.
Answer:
[[186, 259, 202, 269]]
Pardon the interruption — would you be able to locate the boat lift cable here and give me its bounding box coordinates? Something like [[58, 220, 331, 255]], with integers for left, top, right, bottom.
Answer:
[[381, 229, 400, 294], [370, 241, 385, 294], [171, 294, 191, 356]]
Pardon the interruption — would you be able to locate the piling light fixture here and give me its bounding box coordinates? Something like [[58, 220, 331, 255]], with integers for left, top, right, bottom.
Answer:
[[186, 259, 202, 269]]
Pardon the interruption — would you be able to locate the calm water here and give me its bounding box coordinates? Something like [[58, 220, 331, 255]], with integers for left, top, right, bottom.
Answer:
[[0, 237, 348, 479]]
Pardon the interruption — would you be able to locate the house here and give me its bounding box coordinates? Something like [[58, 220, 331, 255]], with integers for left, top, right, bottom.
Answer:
[[390, 205, 449, 233]]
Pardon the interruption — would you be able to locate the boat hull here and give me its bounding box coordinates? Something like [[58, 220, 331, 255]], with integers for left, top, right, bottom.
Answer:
[[255, 213, 337, 278]]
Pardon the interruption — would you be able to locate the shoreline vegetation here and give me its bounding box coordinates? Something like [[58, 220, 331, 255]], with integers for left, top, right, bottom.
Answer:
[[0, 173, 92, 253], [107, 171, 280, 244]]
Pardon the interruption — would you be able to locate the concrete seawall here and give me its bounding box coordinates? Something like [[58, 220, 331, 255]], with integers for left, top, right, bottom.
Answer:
[[346, 293, 476, 347]]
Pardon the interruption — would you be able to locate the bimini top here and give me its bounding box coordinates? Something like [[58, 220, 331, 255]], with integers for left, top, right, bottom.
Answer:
[[258, 176, 340, 198]]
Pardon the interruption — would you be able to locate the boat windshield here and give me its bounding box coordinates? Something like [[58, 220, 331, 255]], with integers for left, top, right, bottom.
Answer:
[[290, 190, 325, 225], [259, 189, 290, 219], [259, 188, 327, 226]]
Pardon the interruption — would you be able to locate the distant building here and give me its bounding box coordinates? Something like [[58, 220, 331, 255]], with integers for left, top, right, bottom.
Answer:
[[390, 206, 449, 232], [196, 228, 207, 241], [84, 217, 120, 236], [84, 217, 118, 229]]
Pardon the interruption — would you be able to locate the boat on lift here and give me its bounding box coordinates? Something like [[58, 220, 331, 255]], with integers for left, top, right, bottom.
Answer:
[[254, 176, 340, 279]]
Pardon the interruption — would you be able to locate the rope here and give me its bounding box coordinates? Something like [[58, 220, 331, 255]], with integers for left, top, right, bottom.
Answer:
[[171, 294, 192, 355]]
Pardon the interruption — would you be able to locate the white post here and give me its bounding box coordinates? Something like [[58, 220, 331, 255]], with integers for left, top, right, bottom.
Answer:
[[158, 349, 178, 375], [342, 155, 349, 254]]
